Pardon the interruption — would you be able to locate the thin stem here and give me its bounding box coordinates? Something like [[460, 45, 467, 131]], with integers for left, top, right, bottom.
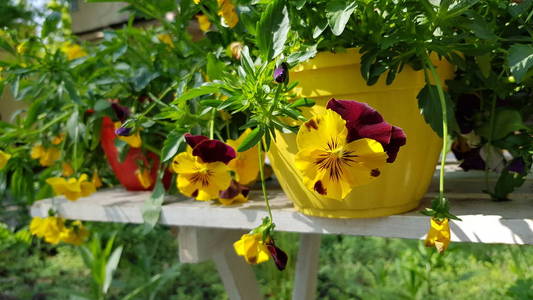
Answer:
[[257, 141, 273, 222], [209, 109, 216, 139]]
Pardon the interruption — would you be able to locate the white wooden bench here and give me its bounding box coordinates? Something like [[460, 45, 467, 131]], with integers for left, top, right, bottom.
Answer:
[[30, 170, 533, 300]]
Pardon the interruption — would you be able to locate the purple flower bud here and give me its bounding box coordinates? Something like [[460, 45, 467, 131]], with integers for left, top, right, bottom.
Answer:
[[273, 62, 288, 84], [115, 127, 131, 136], [507, 158, 525, 174]]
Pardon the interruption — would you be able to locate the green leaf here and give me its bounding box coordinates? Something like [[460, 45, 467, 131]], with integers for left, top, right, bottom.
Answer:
[[508, 44, 533, 83], [476, 54, 491, 78], [326, 1, 357, 36], [287, 45, 318, 66], [41, 12, 61, 38], [200, 99, 223, 108], [490, 169, 526, 201], [141, 178, 165, 231], [94, 99, 111, 111], [103, 245, 123, 294], [256, 0, 290, 60], [478, 109, 529, 140], [172, 83, 222, 104], [206, 53, 225, 80], [132, 67, 160, 92], [63, 77, 81, 104], [289, 98, 315, 108], [237, 127, 263, 152], [417, 84, 458, 137], [160, 131, 185, 162], [0, 37, 15, 55]]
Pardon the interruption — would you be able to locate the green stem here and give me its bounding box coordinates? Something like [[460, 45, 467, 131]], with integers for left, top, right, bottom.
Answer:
[[257, 141, 273, 222], [425, 53, 448, 204], [209, 109, 216, 139], [144, 143, 161, 156], [268, 83, 283, 116]]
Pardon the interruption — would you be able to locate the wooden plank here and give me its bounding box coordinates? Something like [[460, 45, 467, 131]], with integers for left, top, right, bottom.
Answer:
[[292, 234, 321, 300]]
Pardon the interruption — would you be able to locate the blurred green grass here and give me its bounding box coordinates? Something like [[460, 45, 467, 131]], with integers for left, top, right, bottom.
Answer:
[[1, 223, 532, 299]]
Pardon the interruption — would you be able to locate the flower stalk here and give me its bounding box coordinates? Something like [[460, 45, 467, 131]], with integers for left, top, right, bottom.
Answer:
[[257, 141, 273, 223]]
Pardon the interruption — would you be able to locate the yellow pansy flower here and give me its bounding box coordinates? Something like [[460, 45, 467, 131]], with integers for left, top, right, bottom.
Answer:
[[233, 233, 270, 264], [135, 169, 152, 189], [59, 221, 89, 246], [30, 216, 65, 244], [0, 150, 11, 170], [425, 217, 451, 253], [62, 162, 74, 177], [226, 129, 261, 185], [31, 145, 45, 159], [217, 0, 239, 28], [172, 151, 232, 201], [196, 14, 211, 32], [51, 134, 65, 145], [114, 122, 142, 148], [218, 180, 249, 206], [92, 171, 103, 188], [157, 33, 174, 47], [294, 109, 387, 200], [31, 145, 61, 167], [61, 43, 87, 60], [46, 174, 96, 201]]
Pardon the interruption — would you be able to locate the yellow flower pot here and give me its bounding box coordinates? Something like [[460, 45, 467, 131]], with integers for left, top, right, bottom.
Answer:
[[268, 49, 454, 218]]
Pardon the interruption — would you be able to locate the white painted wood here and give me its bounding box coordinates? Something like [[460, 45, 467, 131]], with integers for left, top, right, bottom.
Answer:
[[292, 234, 321, 300], [212, 244, 264, 300], [177, 227, 244, 263]]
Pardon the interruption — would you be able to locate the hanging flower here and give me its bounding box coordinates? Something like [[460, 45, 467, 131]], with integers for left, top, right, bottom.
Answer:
[[59, 220, 89, 246], [92, 171, 103, 188], [157, 33, 174, 47], [62, 162, 74, 177], [114, 122, 141, 148], [60, 42, 87, 60], [226, 129, 261, 185], [46, 174, 96, 201], [266, 238, 288, 271], [172, 134, 235, 201], [30, 216, 65, 244], [326, 99, 406, 163], [196, 14, 211, 32], [424, 217, 451, 253], [217, 0, 239, 28], [233, 233, 270, 264], [31, 145, 61, 167], [295, 109, 388, 199], [219, 180, 249, 205], [273, 62, 289, 84], [0, 150, 11, 170], [135, 168, 152, 189]]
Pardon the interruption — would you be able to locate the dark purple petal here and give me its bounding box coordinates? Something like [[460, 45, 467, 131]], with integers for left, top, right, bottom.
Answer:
[[219, 180, 250, 199], [115, 127, 131, 136], [383, 126, 406, 163], [507, 158, 525, 174], [459, 148, 486, 171], [266, 240, 288, 271], [184, 133, 209, 149], [455, 94, 480, 134], [273, 62, 288, 84], [193, 139, 236, 164], [111, 103, 130, 122], [348, 121, 392, 145]]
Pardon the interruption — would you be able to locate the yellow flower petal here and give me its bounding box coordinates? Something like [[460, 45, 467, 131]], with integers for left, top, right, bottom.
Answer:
[[30, 217, 45, 237], [0, 150, 11, 170], [39, 147, 61, 167], [175, 155, 231, 201], [61, 43, 87, 60], [227, 129, 261, 185], [51, 134, 65, 145], [233, 233, 270, 265], [425, 218, 451, 253], [196, 14, 211, 32], [296, 110, 348, 151], [31, 145, 45, 159], [92, 171, 103, 188], [118, 132, 142, 148], [172, 152, 198, 174], [135, 169, 152, 189], [157, 33, 173, 47], [62, 162, 74, 177]]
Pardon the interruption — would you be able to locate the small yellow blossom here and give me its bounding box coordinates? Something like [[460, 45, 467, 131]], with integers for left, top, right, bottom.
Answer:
[[157, 33, 174, 47], [114, 122, 142, 148], [30, 216, 64, 244], [0, 150, 11, 170], [31, 145, 61, 167], [226, 129, 261, 185], [135, 169, 152, 189], [193, 0, 201, 3], [92, 171, 103, 188], [62, 162, 74, 177], [46, 174, 96, 201], [51, 134, 65, 145], [196, 14, 211, 32], [425, 217, 451, 253], [233, 233, 270, 264], [61, 43, 87, 60], [59, 221, 89, 246], [217, 0, 239, 28], [16, 41, 28, 54]]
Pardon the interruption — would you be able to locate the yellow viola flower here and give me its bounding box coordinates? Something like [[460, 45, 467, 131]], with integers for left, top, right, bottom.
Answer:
[[294, 109, 388, 200], [218, 180, 249, 206], [62, 162, 74, 177], [92, 171, 103, 188], [51, 134, 65, 145], [135, 169, 152, 189], [233, 233, 270, 264], [32, 145, 61, 167], [217, 0, 239, 28], [172, 151, 232, 201], [61, 43, 87, 60], [196, 14, 211, 32], [157, 33, 174, 47], [114, 122, 142, 148], [425, 217, 451, 253], [226, 129, 261, 185], [60, 221, 89, 246], [30, 216, 65, 244], [0, 150, 11, 170], [46, 174, 96, 201]]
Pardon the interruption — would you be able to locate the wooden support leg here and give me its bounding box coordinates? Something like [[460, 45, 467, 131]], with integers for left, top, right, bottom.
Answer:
[[292, 233, 321, 300], [177, 227, 263, 300]]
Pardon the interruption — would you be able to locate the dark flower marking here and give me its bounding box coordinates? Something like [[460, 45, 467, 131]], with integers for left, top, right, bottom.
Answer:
[[371, 169, 381, 177], [219, 180, 250, 199], [266, 239, 288, 271], [313, 180, 327, 195], [304, 119, 319, 130]]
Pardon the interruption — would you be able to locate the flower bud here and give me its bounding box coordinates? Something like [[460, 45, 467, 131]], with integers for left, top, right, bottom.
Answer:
[[273, 62, 288, 84], [115, 127, 131, 136]]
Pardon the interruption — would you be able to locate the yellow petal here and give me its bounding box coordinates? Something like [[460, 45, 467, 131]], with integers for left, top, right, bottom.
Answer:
[[92, 172, 103, 188], [425, 218, 451, 253], [227, 129, 261, 185], [62, 162, 74, 177], [196, 14, 211, 32], [46, 177, 68, 196], [31, 145, 45, 159], [135, 169, 152, 189], [0, 150, 11, 170], [61, 43, 87, 60], [80, 181, 96, 198], [30, 217, 45, 237], [40, 147, 61, 167], [296, 110, 347, 152], [52, 134, 65, 145], [118, 132, 142, 148], [157, 33, 173, 47], [172, 152, 198, 174]]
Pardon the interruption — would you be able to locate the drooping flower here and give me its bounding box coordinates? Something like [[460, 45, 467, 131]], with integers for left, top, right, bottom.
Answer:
[[61, 42, 87, 60], [424, 217, 451, 253], [46, 174, 96, 201], [62, 162, 74, 177], [273, 62, 289, 84], [233, 233, 270, 264], [172, 135, 235, 201], [0, 150, 11, 170], [266, 238, 288, 271], [59, 220, 89, 246], [157, 33, 174, 47], [217, 0, 239, 28], [451, 138, 485, 171], [31, 145, 60, 167], [196, 14, 211, 32], [135, 168, 152, 189], [226, 129, 261, 185], [114, 122, 141, 148], [30, 216, 65, 244], [295, 109, 388, 199], [219, 180, 250, 205], [326, 99, 406, 163]]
